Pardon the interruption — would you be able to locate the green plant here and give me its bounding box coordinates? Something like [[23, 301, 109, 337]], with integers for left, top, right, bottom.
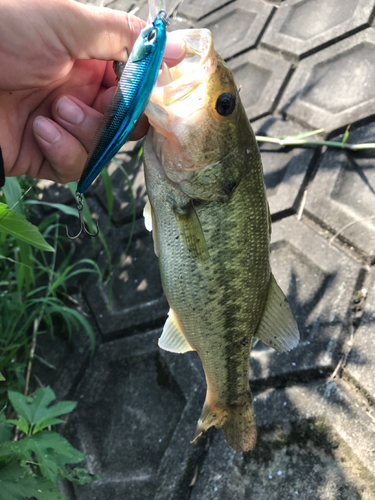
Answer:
[[0, 178, 101, 395], [0, 386, 98, 500]]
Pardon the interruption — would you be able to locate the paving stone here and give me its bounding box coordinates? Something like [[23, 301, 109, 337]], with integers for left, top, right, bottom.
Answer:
[[229, 50, 292, 120], [178, 0, 233, 21], [248, 216, 365, 387], [346, 279, 375, 401], [304, 121, 375, 262], [35, 179, 72, 206], [191, 379, 375, 500], [253, 117, 318, 217], [62, 329, 207, 500], [261, 0, 374, 61], [202, 0, 274, 60], [279, 29, 375, 134], [83, 217, 168, 339], [105, 0, 134, 11], [93, 140, 147, 225]]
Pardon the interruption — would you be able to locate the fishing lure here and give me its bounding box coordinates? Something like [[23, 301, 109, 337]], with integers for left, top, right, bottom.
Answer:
[[66, 9, 170, 239]]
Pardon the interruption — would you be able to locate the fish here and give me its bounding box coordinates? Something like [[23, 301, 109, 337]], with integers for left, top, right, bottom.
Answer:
[[143, 29, 299, 452]]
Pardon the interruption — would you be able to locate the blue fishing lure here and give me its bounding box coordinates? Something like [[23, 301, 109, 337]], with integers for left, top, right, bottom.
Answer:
[[67, 9, 170, 239]]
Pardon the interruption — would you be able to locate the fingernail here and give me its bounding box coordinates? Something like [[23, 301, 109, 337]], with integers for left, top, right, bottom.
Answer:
[[56, 96, 85, 124], [33, 116, 61, 144]]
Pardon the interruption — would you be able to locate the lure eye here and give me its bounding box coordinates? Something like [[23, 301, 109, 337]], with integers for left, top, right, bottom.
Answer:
[[215, 92, 236, 117], [148, 29, 157, 42]]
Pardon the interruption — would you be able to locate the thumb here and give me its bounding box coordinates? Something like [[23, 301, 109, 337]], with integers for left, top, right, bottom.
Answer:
[[52, 1, 146, 63], [53, 1, 185, 65]]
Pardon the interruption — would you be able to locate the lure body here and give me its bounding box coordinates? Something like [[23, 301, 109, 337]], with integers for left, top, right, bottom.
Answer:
[[77, 10, 169, 194]]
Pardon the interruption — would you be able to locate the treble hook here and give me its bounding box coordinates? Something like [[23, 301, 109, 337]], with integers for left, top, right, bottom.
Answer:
[[65, 193, 100, 240]]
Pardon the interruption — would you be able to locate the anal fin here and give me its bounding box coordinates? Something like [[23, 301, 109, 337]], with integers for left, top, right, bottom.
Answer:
[[255, 274, 299, 352], [159, 308, 194, 353]]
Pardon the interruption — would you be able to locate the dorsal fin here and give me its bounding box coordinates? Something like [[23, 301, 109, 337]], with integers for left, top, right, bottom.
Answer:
[[159, 309, 194, 353], [255, 274, 299, 352]]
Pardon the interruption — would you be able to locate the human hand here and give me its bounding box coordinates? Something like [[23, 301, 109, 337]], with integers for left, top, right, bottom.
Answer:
[[0, 0, 185, 184]]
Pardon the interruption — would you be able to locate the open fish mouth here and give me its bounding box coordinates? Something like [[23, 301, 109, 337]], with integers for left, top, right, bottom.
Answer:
[[145, 29, 217, 132], [144, 29, 221, 180]]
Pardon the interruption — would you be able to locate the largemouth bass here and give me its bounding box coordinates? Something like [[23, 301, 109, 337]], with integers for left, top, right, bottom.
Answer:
[[143, 29, 299, 452]]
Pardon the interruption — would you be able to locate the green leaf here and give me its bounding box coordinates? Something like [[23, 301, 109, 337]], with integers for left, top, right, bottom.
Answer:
[[7, 387, 76, 428], [0, 373, 4, 381], [65, 467, 99, 485], [342, 124, 351, 144], [33, 417, 64, 434], [23, 199, 78, 217], [0, 414, 12, 444], [2, 177, 24, 215], [0, 459, 64, 500], [7, 418, 29, 435], [22, 431, 85, 483], [0, 203, 54, 252]]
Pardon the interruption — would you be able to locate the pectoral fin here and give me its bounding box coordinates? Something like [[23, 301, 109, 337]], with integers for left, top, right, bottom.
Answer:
[[174, 202, 209, 262], [255, 274, 299, 352], [159, 308, 194, 353]]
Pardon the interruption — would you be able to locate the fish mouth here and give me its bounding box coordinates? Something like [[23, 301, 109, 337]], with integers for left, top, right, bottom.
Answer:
[[144, 29, 217, 179], [145, 29, 216, 127]]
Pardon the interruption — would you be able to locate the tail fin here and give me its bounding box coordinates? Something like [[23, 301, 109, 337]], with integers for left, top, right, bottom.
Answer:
[[222, 403, 257, 452], [191, 397, 257, 452]]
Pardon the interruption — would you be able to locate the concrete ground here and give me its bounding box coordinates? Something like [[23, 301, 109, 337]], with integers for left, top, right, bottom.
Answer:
[[35, 0, 375, 498]]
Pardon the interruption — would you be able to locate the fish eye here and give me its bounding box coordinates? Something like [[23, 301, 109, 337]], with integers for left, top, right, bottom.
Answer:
[[215, 92, 236, 117], [148, 29, 157, 42]]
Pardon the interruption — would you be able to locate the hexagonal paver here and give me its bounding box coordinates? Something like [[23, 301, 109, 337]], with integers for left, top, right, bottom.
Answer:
[[261, 0, 374, 60], [62, 329, 206, 500], [279, 29, 375, 133], [304, 121, 375, 262], [177, 0, 233, 21], [253, 117, 318, 216], [229, 50, 292, 120], [346, 279, 375, 401], [191, 379, 375, 499], [83, 217, 168, 340], [202, 0, 274, 60], [249, 216, 365, 386]]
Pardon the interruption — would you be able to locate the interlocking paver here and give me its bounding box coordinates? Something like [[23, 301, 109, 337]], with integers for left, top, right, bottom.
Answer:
[[262, 0, 374, 61], [177, 0, 233, 21], [62, 329, 206, 500], [229, 50, 292, 120], [202, 0, 274, 60], [254, 117, 317, 216], [279, 29, 375, 134], [304, 121, 375, 262], [83, 217, 168, 339], [191, 379, 375, 500], [346, 279, 375, 400]]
